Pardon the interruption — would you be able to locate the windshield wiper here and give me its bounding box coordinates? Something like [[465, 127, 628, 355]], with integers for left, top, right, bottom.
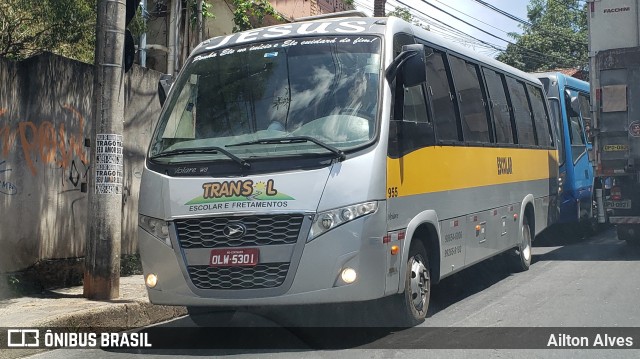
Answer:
[[150, 146, 250, 168], [226, 136, 346, 161]]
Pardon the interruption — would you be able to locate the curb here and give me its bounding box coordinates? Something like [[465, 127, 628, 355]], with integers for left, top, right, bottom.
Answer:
[[39, 301, 187, 329], [1, 302, 186, 359], [1, 290, 186, 359]]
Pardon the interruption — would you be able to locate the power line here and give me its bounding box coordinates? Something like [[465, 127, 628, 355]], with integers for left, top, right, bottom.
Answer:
[[418, 0, 580, 67], [356, 0, 582, 68], [469, 0, 587, 46], [430, 0, 514, 36], [357, 0, 505, 51], [390, 0, 500, 50], [387, 1, 560, 67], [471, 0, 531, 26]]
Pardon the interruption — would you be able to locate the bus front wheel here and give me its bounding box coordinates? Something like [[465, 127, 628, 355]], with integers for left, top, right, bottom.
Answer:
[[392, 240, 431, 327]]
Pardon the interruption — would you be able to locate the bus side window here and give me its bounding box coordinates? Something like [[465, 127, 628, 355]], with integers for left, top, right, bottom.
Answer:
[[425, 49, 459, 142], [578, 93, 592, 142], [483, 68, 514, 144], [403, 85, 429, 123], [527, 84, 552, 147], [389, 33, 435, 156], [565, 89, 587, 163], [399, 80, 434, 153], [506, 77, 536, 146], [548, 99, 566, 166], [449, 56, 491, 143]]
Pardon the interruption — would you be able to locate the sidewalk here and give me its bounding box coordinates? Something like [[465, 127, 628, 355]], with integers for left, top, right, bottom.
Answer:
[[0, 275, 186, 358]]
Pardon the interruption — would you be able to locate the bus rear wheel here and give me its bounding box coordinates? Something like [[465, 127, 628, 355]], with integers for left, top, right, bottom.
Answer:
[[392, 241, 430, 327], [510, 216, 532, 272]]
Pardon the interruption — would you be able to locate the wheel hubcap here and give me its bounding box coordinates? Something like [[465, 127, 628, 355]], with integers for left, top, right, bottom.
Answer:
[[409, 255, 429, 312]]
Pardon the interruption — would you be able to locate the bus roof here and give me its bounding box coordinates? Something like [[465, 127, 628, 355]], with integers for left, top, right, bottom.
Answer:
[[534, 72, 589, 92]]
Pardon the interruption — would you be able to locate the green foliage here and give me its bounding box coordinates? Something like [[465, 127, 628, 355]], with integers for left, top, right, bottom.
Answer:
[[190, 0, 215, 28], [232, 0, 283, 33], [0, 0, 96, 62], [128, 5, 147, 39], [120, 254, 143, 276], [496, 0, 587, 72], [387, 7, 429, 31]]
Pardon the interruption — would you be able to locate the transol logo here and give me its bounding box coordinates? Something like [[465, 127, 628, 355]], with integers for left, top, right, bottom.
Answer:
[[186, 179, 294, 205]]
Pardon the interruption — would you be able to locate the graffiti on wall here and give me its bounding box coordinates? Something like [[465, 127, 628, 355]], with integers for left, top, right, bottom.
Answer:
[[0, 107, 18, 195], [0, 160, 17, 195], [0, 106, 89, 185]]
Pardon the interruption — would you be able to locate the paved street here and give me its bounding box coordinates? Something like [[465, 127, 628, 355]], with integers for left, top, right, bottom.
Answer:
[[28, 227, 640, 358]]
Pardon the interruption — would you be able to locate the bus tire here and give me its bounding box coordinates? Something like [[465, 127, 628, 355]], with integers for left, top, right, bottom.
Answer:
[[187, 307, 236, 327], [510, 216, 532, 272], [392, 240, 430, 327]]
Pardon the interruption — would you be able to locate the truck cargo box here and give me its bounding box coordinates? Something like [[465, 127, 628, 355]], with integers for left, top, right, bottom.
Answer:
[[588, 0, 640, 55], [592, 47, 640, 175]]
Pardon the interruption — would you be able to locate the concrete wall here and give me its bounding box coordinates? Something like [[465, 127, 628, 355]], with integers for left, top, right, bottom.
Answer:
[[0, 53, 162, 272]]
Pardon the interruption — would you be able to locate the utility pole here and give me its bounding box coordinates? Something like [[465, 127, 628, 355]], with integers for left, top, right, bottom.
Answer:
[[374, 0, 386, 17], [197, 0, 204, 43], [84, 0, 126, 300]]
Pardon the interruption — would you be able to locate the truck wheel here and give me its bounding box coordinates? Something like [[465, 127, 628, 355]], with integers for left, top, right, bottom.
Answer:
[[617, 225, 640, 246], [616, 226, 630, 241], [187, 307, 236, 327], [392, 241, 430, 327], [510, 216, 532, 272]]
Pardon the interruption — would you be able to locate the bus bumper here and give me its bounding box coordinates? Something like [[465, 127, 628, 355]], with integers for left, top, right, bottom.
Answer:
[[138, 210, 390, 307]]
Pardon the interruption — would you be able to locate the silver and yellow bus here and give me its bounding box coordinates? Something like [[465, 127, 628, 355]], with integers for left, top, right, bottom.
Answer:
[[138, 13, 559, 326]]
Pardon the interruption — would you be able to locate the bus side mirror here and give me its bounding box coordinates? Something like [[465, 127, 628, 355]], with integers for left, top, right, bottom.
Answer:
[[385, 44, 426, 87], [158, 74, 174, 107]]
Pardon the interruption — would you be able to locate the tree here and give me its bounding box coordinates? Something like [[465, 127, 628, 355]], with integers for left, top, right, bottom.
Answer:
[[231, 0, 282, 33], [0, 0, 95, 62], [496, 0, 587, 72], [387, 7, 429, 31]]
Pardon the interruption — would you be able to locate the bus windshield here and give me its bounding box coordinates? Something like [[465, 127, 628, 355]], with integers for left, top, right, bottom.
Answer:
[[149, 36, 382, 162]]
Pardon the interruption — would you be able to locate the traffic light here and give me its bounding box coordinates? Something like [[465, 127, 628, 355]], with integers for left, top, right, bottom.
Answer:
[[123, 0, 137, 73]]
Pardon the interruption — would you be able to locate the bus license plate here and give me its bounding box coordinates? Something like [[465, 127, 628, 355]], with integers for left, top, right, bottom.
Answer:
[[604, 200, 631, 209], [210, 248, 259, 267]]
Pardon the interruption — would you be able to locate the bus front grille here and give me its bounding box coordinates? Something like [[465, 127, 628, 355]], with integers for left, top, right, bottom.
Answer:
[[187, 263, 290, 290], [175, 214, 304, 248]]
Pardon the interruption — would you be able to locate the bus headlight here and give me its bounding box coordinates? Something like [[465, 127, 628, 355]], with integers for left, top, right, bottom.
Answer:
[[139, 214, 172, 248], [308, 201, 378, 242]]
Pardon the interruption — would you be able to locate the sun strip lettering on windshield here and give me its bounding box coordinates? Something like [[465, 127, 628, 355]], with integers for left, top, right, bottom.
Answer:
[[192, 37, 379, 63]]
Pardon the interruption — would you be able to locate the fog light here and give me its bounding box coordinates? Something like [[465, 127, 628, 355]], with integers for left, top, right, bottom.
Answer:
[[341, 268, 357, 284], [145, 273, 158, 288]]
